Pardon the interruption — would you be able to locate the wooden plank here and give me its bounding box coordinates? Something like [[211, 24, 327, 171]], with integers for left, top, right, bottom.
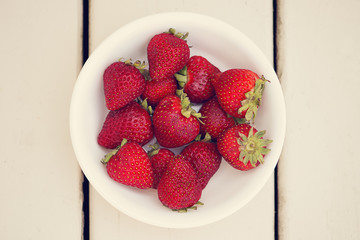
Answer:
[[88, 0, 276, 239], [90, 177, 274, 239], [277, 0, 360, 238], [0, 0, 83, 239]]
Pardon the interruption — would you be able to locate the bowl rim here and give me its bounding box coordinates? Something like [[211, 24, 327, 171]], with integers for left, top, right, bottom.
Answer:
[[70, 11, 286, 228]]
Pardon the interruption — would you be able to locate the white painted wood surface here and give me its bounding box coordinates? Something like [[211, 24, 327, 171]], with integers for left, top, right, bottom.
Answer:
[[89, 1, 275, 239], [277, 0, 360, 239], [2, 0, 360, 239], [0, 0, 83, 239]]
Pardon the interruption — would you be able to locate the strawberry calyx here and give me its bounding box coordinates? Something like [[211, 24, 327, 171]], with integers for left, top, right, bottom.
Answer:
[[101, 139, 128, 164], [174, 66, 188, 88], [165, 28, 189, 40], [140, 68, 151, 81], [137, 98, 153, 115], [168, 201, 204, 213], [194, 132, 212, 142], [238, 75, 269, 123], [233, 117, 247, 124], [176, 89, 203, 123], [119, 58, 148, 75], [147, 143, 160, 157], [236, 127, 273, 167], [226, 113, 246, 125]]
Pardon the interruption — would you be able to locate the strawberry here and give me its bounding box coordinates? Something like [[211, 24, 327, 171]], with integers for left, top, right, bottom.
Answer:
[[211, 69, 268, 123], [141, 75, 177, 107], [180, 138, 222, 189], [147, 28, 190, 80], [217, 124, 272, 171], [152, 92, 201, 148], [97, 101, 153, 149], [157, 155, 202, 211], [101, 139, 153, 189], [148, 144, 175, 189], [103, 60, 146, 111], [199, 97, 236, 140], [175, 55, 220, 103]]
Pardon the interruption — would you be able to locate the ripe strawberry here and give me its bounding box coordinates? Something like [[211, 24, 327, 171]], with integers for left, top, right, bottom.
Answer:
[[199, 97, 236, 140], [175, 55, 220, 103], [103, 60, 146, 110], [180, 139, 222, 189], [97, 101, 153, 149], [102, 139, 153, 189], [152, 93, 201, 148], [212, 69, 268, 123], [217, 124, 272, 171], [141, 75, 177, 107], [157, 155, 202, 211], [148, 144, 175, 189], [147, 28, 190, 80]]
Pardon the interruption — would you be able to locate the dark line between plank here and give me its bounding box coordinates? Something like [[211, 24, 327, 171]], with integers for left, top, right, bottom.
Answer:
[[82, 174, 90, 240], [82, 0, 90, 239], [82, 0, 89, 65], [273, 0, 279, 239]]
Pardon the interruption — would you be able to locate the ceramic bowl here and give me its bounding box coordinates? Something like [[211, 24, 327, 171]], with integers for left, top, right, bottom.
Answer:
[[70, 12, 286, 228]]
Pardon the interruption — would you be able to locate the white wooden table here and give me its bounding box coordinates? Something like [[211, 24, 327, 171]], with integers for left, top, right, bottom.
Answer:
[[1, 0, 360, 239]]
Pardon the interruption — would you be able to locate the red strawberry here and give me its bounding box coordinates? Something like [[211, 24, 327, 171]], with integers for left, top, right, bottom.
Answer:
[[199, 97, 236, 140], [102, 139, 153, 189], [212, 69, 268, 123], [103, 60, 146, 110], [217, 124, 272, 171], [141, 76, 177, 107], [157, 155, 202, 211], [97, 101, 153, 149], [181, 139, 222, 189], [147, 28, 190, 80], [148, 144, 175, 189], [175, 55, 220, 103], [152, 93, 201, 148]]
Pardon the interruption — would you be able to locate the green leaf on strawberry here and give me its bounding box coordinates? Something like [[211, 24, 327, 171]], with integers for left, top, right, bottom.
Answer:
[[217, 124, 273, 171], [238, 75, 269, 123], [237, 127, 273, 167]]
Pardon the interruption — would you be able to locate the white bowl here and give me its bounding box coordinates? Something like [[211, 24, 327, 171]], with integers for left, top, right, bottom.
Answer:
[[70, 12, 286, 228]]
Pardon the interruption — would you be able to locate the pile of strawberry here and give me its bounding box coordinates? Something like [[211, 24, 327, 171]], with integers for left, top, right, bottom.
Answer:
[[97, 28, 272, 212]]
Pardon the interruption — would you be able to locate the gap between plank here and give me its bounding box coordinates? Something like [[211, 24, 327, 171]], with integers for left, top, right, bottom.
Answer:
[[273, 0, 279, 239], [82, 0, 90, 239]]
